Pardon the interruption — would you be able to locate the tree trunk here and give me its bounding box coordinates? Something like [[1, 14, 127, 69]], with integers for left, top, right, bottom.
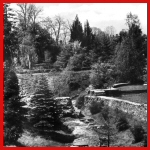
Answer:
[[28, 54, 32, 70]]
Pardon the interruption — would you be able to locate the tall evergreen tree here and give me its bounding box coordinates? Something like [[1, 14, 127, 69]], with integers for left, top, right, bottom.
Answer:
[[4, 68, 27, 145], [89, 31, 112, 63], [70, 15, 83, 42], [29, 75, 62, 134], [81, 20, 94, 50], [101, 34, 112, 62]]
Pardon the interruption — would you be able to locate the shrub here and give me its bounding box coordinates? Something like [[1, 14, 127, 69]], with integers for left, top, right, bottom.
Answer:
[[66, 71, 90, 91], [52, 70, 90, 96], [67, 53, 91, 71], [116, 116, 130, 131], [52, 73, 70, 97], [75, 92, 86, 109], [131, 124, 145, 143], [67, 54, 84, 71], [89, 101, 104, 115], [90, 62, 116, 89]]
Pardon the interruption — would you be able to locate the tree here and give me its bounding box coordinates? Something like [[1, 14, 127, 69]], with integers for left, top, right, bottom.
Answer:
[[67, 53, 84, 71], [4, 3, 19, 66], [93, 106, 117, 147], [101, 34, 112, 62], [29, 75, 62, 134], [29, 23, 59, 63], [89, 30, 103, 63], [81, 20, 94, 51], [4, 68, 27, 145], [19, 34, 36, 69], [17, 3, 42, 33], [118, 29, 128, 43], [91, 27, 102, 35], [70, 15, 83, 42], [67, 50, 91, 71], [42, 16, 69, 45], [90, 61, 116, 89], [114, 13, 146, 83], [15, 4, 43, 65], [126, 12, 140, 29], [105, 26, 116, 37], [54, 43, 74, 69], [89, 31, 113, 63]]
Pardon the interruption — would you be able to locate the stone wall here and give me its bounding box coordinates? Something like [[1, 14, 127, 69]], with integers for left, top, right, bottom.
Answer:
[[84, 96, 147, 122]]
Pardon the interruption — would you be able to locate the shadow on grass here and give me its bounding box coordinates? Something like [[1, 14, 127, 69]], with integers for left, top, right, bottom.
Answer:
[[49, 131, 75, 143]]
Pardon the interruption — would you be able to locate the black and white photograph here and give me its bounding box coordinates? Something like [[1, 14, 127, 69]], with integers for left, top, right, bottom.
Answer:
[[4, 3, 147, 147]]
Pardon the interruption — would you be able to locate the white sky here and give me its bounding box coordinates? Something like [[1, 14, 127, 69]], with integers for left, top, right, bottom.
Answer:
[[10, 3, 147, 34]]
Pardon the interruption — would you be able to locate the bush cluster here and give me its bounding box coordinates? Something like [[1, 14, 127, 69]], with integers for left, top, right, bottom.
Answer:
[[52, 70, 90, 96], [130, 124, 145, 143], [89, 100, 104, 115], [116, 116, 130, 131], [90, 62, 116, 89]]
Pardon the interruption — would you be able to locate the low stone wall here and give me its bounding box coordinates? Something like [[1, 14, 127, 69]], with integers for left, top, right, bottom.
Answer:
[[84, 96, 147, 121]]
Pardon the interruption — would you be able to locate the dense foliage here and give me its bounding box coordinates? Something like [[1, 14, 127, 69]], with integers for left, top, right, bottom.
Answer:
[[29, 75, 62, 134], [114, 13, 147, 83], [4, 68, 27, 145], [4, 4, 19, 65], [90, 62, 116, 88], [52, 70, 90, 96], [89, 101, 104, 115], [70, 15, 83, 42], [130, 124, 145, 143], [116, 116, 130, 131]]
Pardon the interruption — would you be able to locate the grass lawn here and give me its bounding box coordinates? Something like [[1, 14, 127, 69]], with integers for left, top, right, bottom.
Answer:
[[113, 85, 147, 104], [116, 93, 147, 104], [118, 85, 147, 91], [18, 130, 72, 147]]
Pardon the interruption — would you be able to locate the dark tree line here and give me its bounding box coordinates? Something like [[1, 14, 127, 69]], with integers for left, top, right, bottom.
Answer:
[[4, 4, 147, 84]]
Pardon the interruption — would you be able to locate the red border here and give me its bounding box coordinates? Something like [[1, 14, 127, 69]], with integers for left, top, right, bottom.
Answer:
[[1, 0, 149, 149], [1, 0, 149, 3]]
